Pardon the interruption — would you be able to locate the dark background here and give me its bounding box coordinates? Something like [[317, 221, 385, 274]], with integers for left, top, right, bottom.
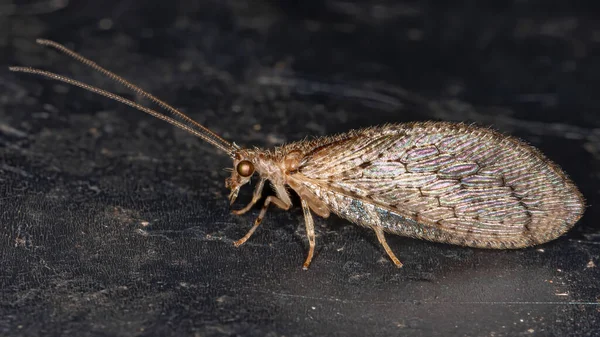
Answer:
[[1, 0, 600, 336]]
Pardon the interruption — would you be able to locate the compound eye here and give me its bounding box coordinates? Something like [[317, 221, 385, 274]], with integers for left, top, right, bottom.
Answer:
[[236, 160, 254, 177]]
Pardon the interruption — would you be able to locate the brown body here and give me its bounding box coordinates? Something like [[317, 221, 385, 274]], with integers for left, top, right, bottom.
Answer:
[[11, 40, 585, 269], [228, 122, 584, 268]]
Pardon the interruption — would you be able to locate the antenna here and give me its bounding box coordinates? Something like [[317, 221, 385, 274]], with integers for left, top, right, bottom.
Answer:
[[9, 39, 237, 156]]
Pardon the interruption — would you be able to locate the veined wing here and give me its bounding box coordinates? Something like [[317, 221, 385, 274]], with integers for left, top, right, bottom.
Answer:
[[293, 122, 584, 247]]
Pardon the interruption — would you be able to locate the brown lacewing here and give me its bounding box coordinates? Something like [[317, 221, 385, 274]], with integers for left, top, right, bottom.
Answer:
[[10, 39, 585, 269]]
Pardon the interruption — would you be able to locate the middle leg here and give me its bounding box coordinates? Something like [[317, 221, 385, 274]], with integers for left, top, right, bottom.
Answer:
[[233, 195, 290, 247], [301, 199, 316, 270]]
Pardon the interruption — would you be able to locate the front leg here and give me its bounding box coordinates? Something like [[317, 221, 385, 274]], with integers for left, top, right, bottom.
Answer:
[[233, 195, 290, 247], [232, 178, 265, 216]]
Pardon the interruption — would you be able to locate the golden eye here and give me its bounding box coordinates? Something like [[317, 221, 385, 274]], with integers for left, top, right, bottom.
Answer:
[[236, 160, 254, 177]]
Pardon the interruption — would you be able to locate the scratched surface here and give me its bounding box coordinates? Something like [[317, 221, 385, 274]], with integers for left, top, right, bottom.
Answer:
[[1, 1, 600, 336]]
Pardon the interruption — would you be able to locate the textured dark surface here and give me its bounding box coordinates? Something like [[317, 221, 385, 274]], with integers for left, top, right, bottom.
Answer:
[[1, 1, 599, 336]]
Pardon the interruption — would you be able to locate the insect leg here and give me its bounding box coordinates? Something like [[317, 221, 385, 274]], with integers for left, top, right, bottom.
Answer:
[[373, 226, 403, 268], [287, 178, 330, 218], [232, 178, 266, 215], [233, 196, 290, 247], [300, 199, 316, 270]]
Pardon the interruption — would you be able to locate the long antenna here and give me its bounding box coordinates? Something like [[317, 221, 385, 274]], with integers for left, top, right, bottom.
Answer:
[[9, 39, 237, 156]]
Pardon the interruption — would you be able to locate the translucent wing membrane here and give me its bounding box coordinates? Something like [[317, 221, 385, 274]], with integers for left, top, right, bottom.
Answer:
[[9, 39, 235, 156], [294, 122, 584, 248]]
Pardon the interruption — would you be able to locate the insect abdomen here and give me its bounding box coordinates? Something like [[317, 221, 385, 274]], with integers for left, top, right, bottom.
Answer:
[[308, 185, 575, 248]]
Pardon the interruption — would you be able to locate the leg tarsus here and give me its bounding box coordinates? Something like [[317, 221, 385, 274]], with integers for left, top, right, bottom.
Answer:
[[373, 226, 403, 268], [233, 195, 289, 247], [301, 199, 316, 270]]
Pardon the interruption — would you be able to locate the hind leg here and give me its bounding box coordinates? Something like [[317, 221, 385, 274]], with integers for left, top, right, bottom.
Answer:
[[373, 226, 403, 268]]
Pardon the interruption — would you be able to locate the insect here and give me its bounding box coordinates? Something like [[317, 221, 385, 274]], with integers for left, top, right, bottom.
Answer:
[[10, 39, 585, 269]]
